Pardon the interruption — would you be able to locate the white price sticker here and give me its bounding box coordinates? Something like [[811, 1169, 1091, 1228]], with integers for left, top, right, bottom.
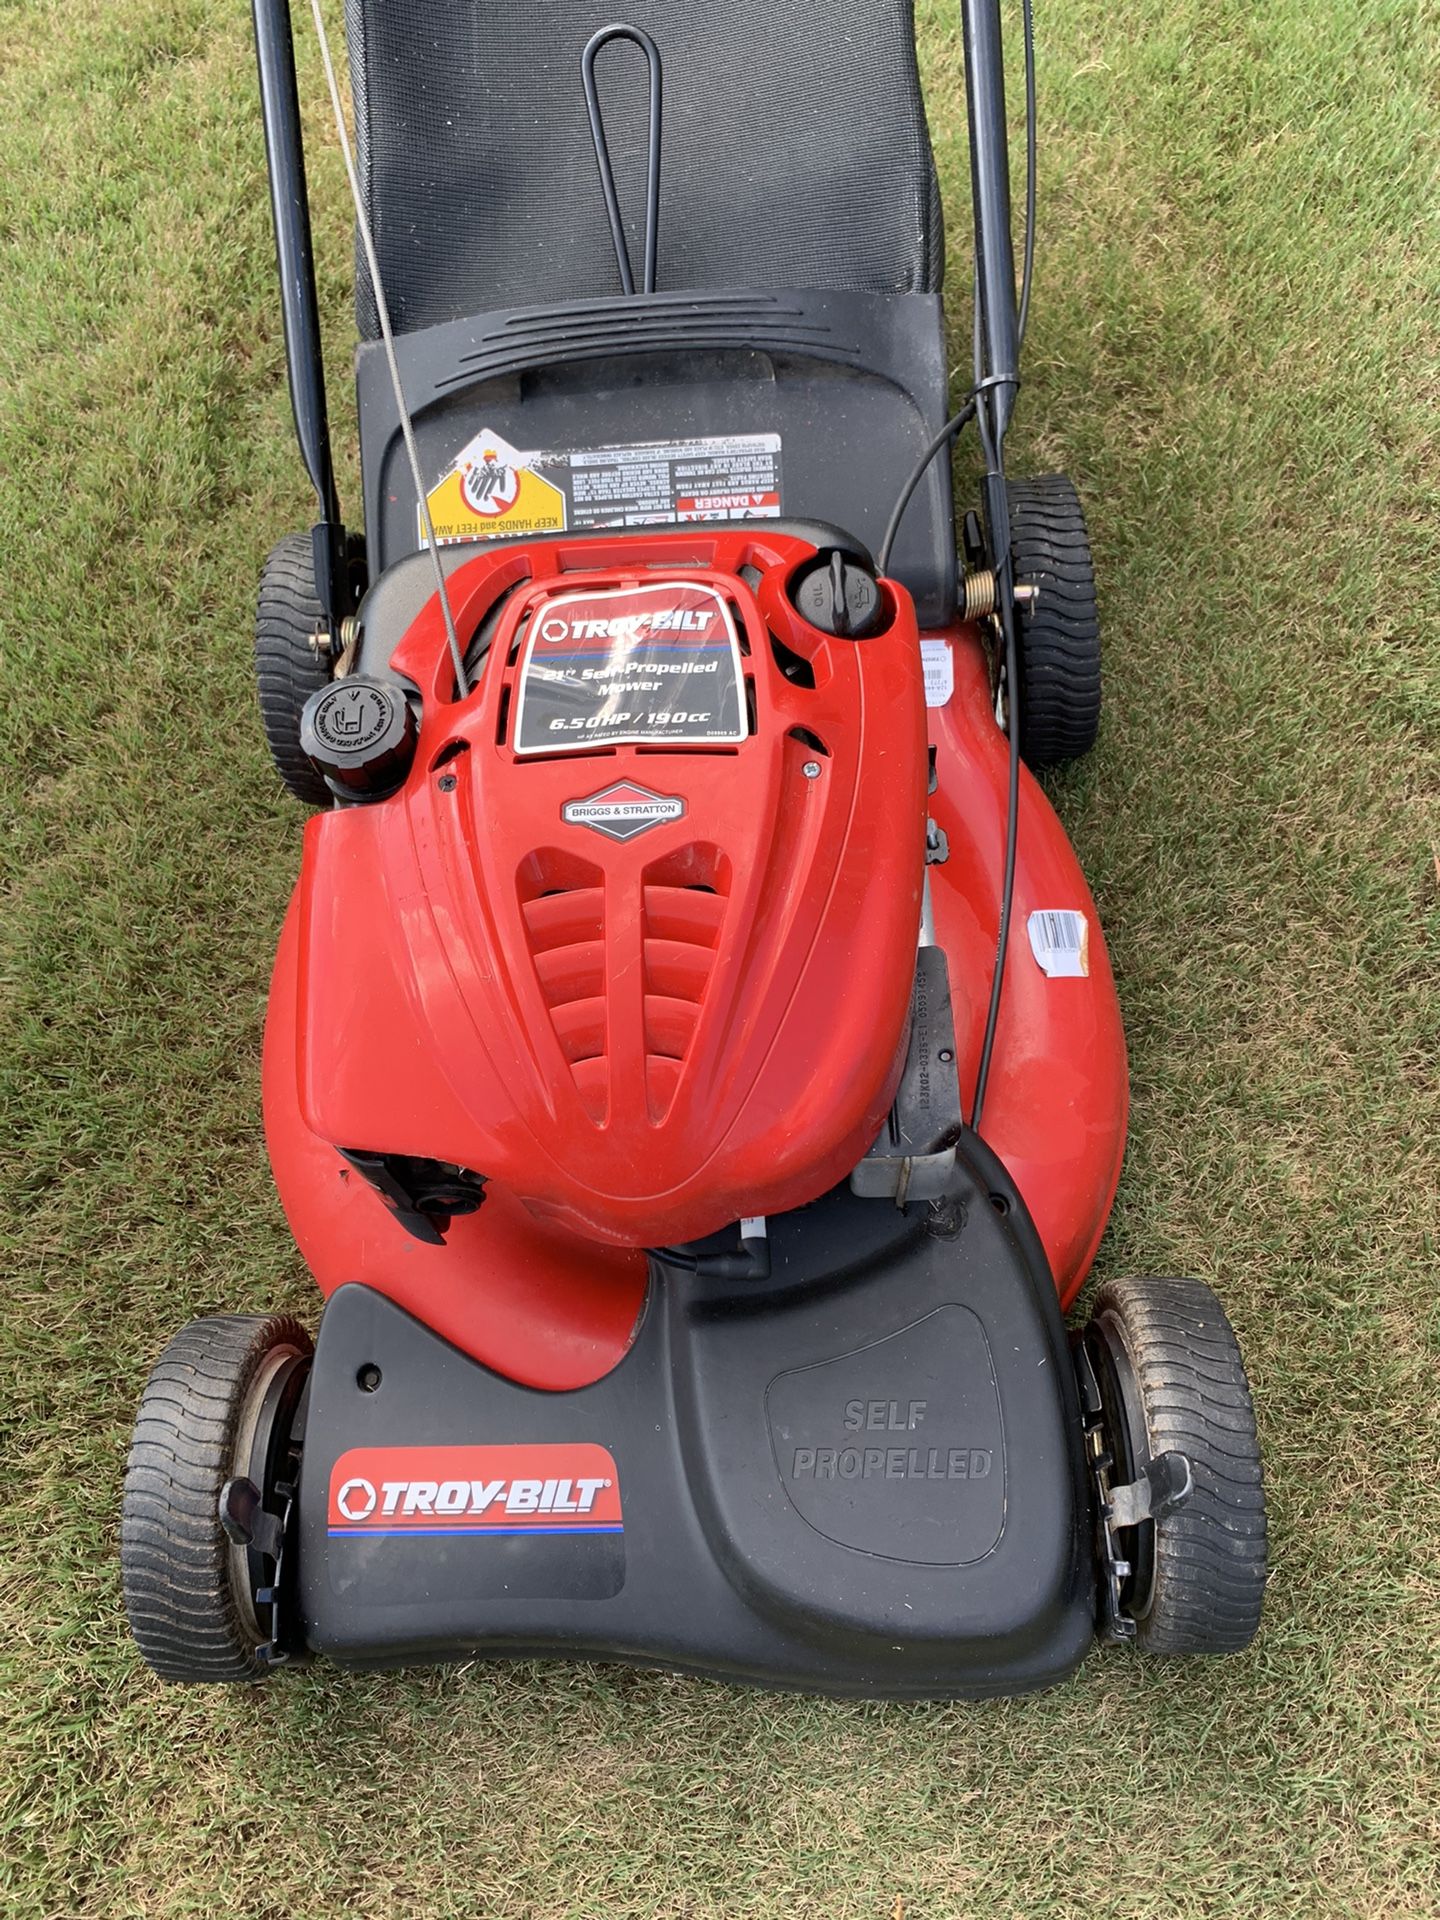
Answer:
[[920, 638, 954, 708], [1027, 908, 1090, 978]]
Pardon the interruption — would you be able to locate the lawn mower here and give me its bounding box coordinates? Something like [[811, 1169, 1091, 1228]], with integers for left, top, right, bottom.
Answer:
[[121, 0, 1266, 1693]]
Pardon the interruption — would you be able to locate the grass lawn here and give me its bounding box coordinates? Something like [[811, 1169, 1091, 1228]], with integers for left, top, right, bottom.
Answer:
[[2, 0, 1437, 1913]]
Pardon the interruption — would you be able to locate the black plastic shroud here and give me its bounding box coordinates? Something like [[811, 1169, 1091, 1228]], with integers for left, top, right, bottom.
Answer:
[[298, 1135, 1094, 1697]]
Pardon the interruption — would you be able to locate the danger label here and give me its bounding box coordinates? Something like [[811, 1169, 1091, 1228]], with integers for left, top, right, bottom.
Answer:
[[513, 580, 747, 754], [421, 428, 568, 544], [420, 426, 782, 546]]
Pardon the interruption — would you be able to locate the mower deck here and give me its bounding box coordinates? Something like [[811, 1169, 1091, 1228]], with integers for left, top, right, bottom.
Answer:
[[300, 1138, 1092, 1695]]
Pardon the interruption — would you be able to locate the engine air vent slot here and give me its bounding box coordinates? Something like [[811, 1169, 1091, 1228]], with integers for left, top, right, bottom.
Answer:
[[518, 849, 609, 1122], [465, 581, 526, 679], [770, 632, 817, 688], [429, 738, 471, 772], [724, 598, 752, 656], [633, 743, 739, 757], [640, 844, 730, 1120]]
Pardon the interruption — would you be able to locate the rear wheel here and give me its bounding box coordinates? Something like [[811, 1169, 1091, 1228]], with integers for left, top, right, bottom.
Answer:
[[1086, 1275, 1267, 1654], [121, 1313, 312, 1683], [256, 533, 333, 806], [1006, 474, 1102, 768]]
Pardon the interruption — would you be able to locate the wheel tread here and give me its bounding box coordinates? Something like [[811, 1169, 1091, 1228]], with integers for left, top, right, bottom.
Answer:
[[1092, 1275, 1267, 1656], [255, 534, 333, 807], [1006, 474, 1103, 769], [121, 1313, 311, 1685]]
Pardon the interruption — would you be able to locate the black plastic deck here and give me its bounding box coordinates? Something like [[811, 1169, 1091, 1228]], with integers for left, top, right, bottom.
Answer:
[[296, 1138, 1094, 1696], [356, 288, 957, 628]]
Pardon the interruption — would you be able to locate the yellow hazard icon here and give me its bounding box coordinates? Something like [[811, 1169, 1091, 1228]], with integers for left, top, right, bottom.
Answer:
[[420, 428, 566, 546]]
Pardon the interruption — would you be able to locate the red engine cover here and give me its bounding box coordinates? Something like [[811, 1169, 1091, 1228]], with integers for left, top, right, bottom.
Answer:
[[289, 529, 928, 1249]]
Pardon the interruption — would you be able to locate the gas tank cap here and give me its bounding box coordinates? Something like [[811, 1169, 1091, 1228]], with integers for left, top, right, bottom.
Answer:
[[300, 678, 416, 799]]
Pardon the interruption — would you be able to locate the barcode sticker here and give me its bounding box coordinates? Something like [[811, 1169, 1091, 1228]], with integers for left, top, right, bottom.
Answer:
[[1027, 908, 1089, 979], [920, 638, 954, 707]]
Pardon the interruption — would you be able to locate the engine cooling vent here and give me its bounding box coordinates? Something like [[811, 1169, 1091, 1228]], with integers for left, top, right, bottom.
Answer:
[[518, 851, 607, 1122], [641, 845, 730, 1122], [518, 845, 730, 1125]]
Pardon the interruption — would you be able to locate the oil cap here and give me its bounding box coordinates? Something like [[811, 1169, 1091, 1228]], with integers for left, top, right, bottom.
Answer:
[[299, 678, 416, 799], [788, 548, 885, 638]]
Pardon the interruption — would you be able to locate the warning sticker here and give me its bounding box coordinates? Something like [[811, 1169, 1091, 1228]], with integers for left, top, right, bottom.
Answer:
[[920, 638, 954, 707], [420, 428, 567, 544], [421, 426, 782, 546], [513, 580, 747, 755], [1027, 908, 1090, 978]]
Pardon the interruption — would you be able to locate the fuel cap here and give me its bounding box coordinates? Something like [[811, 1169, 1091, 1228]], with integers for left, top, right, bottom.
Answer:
[[299, 678, 416, 798], [788, 548, 885, 638]]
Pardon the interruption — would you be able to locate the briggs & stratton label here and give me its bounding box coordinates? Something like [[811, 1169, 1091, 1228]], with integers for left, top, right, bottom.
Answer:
[[420, 425, 782, 546], [513, 580, 746, 754], [562, 782, 686, 842]]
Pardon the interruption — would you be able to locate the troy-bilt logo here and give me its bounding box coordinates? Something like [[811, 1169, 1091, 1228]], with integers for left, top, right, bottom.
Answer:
[[537, 603, 718, 644], [327, 1443, 622, 1537], [562, 780, 685, 842]]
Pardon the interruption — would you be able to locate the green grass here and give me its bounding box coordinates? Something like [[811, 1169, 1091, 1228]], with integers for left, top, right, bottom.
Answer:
[[1, 0, 1437, 1912]]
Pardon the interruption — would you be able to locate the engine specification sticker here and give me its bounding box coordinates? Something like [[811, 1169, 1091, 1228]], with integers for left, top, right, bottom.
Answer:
[[513, 580, 747, 755], [420, 425, 783, 546]]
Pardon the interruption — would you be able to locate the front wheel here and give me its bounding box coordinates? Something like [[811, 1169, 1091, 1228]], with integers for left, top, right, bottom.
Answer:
[[1084, 1275, 1267, 1655], [121, 1313, 312, 1683]]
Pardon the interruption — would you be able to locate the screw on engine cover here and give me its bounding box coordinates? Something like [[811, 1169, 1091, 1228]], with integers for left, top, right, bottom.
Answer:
[[802, 761, 822, 780], [438, 772, 457, 792]]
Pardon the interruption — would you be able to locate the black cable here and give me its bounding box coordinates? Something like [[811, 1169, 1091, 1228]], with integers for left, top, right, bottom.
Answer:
[[875, 364, 1018, 1135], [1018, 0, 1037, 347], [970, 567, 1021, 1132], [864, 0, 1043, 1136], [581, 24, 663, 296], [962, 0, 1039, 1135], [876, 396, 978, 577], [968, 351, 1019, 1134]]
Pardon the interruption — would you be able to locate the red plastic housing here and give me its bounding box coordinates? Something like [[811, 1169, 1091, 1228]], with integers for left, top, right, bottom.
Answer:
[[282, 529, 927, 1250], [264, 530, 1128, 1389]]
